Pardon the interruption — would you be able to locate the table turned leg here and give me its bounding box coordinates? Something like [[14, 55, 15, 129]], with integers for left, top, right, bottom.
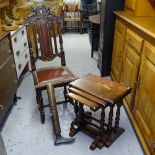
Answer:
[[36, 88, 45, 124], [107, 103, 114, 133], [105, 101, 125, 147], [69, 102, 84, 137], [115, 99, 123, 128], [90, 106, 106, 150]]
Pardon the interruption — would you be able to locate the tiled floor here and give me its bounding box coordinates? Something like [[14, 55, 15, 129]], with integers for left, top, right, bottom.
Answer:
[[1, 33, 144, 155]]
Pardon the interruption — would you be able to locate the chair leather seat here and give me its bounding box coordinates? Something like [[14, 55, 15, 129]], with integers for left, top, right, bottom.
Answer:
[[34, 66, 77, 87]]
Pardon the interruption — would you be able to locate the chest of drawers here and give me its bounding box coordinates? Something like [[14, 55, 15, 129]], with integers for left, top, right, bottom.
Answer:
[[11, 25, 30, 79], [0, 32, 18, 128]]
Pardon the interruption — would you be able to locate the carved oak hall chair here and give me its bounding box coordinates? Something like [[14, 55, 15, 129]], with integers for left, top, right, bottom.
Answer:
[[25, 6, 77, 145], [62, 2, 82, 33]]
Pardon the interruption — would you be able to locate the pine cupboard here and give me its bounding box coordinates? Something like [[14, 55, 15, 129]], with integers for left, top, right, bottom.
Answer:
[[133, 41, 155, 154], [111, 19, 126, 82], [111, 12, 155, 155], [121, 29, 142, 109]]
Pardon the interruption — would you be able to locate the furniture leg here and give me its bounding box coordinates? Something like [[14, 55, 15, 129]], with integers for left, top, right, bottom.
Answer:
[[91, 26, 94, 58], [36, 88, 45, 124], [90, 106, 106, 150], [69, 102, 84, 137], [63, 85, 67, 100], [115, 100, 122, 128], [107, 103, 114, 133], [105, 102, 125, 147], [47, 84, 75, 145]]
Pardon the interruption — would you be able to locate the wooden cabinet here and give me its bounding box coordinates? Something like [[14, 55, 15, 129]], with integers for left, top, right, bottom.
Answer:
[[111, 19, 126, 82], [0, 32, 17, 128], [112, 12, 155, 154], [133, 41, 155, 154], [120, 29, 142, 109]]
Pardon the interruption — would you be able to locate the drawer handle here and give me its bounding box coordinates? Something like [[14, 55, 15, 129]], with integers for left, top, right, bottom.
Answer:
[[25, 54, 28, 59], [7, 49, 12, 54], [18, 64, 22, 69], [24, 42, 27, 47], [14, 37, 17, 43], [128, 38, 132, 43], [22, 30, 24, 35], [12, 79, 17, 84], [135, 77, 141, 89], [10, 64, 15, 68], [16, 50, 20, 56], [0, 105, 3, 112], [4, 39, 9, 44]]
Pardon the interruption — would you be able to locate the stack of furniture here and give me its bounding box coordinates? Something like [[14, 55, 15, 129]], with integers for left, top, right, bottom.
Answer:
[[67, 73, 131, 150], [0, 32, 18, 129], [111, 0, 155, 154]]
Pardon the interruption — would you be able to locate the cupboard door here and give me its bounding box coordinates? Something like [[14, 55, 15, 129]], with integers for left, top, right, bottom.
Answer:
[[134, 41, 155, 154], [111, 20, 126, 82], [121, 42, 140, 109]]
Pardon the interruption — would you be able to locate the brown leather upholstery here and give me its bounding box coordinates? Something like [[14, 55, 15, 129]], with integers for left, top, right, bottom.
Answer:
[[34, 66, 76, 87]]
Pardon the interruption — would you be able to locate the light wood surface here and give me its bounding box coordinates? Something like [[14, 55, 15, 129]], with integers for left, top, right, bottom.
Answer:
[[111, 19, 126, 82], [114, 11, 155, 42], [125, 0, 155, 16], [133, 41, 155, 154], [113, 10, 155, 154]]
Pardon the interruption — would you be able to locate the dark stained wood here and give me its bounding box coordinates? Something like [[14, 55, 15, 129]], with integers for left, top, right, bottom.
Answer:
[[25, 6, 77, 144], [89, 14, 100, 58], [69, 73, 131, 103], [68, 73, 131, 150], [0, 32, 17, 129], [89, 14, 100, 25], [67, 92, 101, 111]]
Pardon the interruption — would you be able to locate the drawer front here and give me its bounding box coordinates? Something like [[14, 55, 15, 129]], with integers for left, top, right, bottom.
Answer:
[[11, 26, 27, 49], [0, 35, 12, 66], [16, 49, 30, 78], [0, 78, 17, 125], [126, 29, 143, 53], [13, 36, 29, 60], [0, 56, 17, 90], [0, 56, 17, 125]]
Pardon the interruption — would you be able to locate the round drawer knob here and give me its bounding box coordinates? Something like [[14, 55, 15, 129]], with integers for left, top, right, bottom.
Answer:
[[12, 79, 17, 84], [25, 54, 28, 59], [18, 64, 22, 69], [22, 30, 24, 35], [24, 42, 27, 47], [10, 64, 15, 68], [0, 105, 4, 112], [16, 50, 20, 56], [7, 50, 12, 54], [14, 37, 17, 43], [4, 39, 9, 44]]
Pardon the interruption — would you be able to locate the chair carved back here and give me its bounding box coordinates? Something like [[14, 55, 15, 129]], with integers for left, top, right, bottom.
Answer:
[[25, 5, 66, 71]]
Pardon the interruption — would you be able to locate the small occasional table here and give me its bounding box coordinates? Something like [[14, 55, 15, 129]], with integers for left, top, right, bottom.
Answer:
[[67, 73, 131, 150]]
